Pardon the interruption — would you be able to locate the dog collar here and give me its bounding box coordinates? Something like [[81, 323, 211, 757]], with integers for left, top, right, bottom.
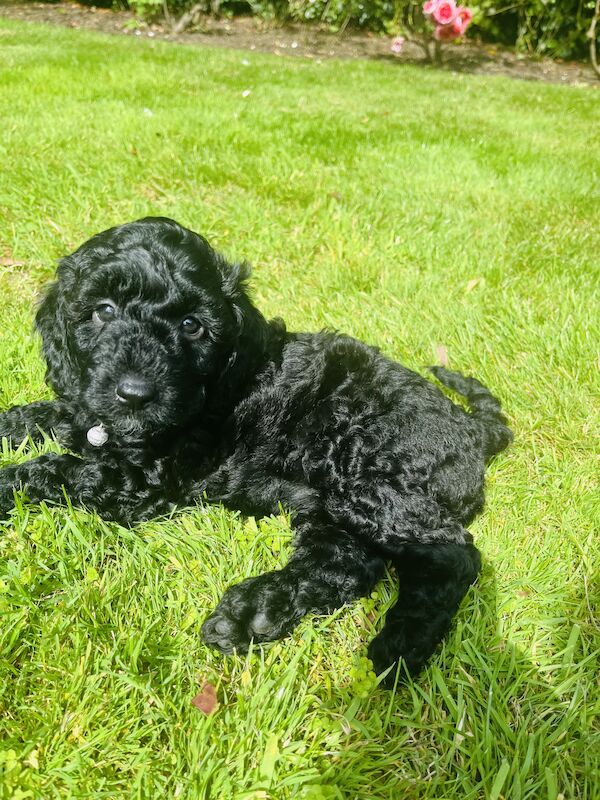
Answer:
[[87, 423, 108, 447]]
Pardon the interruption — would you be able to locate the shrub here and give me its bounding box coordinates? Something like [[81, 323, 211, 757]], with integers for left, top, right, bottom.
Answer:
[[125, 0, 597, 60], [472, 0, 594, 58]]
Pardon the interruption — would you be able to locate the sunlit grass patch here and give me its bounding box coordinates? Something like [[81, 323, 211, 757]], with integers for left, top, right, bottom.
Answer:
[[0, 17, 598, 799]]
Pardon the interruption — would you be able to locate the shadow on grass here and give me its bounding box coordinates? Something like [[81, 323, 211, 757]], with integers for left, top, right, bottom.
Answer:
[[314, 558, 597, 799]]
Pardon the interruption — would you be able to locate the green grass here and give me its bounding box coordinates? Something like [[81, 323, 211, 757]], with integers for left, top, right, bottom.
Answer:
[[0, 17, 599, 800]]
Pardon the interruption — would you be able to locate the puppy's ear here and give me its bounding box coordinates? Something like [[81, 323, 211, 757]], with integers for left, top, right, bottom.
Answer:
[[214, 256, 281, 400], [35, 259, 80, 398], [218, 258, 252, 306], [217, 258, 269, 354]]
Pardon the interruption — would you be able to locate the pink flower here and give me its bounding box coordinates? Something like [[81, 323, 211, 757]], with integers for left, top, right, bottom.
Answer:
[[433, 23, 460, 41], [391, 36, 405, 54], [453, 6, 473, 35], [422, 0, 440, 19], [433, 0, 457, 25]]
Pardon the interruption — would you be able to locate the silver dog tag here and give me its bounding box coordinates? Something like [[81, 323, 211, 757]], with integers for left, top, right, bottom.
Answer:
[[87, 424, 108, 447]]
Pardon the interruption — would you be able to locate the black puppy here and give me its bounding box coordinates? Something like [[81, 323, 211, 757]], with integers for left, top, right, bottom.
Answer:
[[0, 218, 512, 683]]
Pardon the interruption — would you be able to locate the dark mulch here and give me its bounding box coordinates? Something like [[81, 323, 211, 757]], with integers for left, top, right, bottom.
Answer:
[[0, 0, 598, 87]]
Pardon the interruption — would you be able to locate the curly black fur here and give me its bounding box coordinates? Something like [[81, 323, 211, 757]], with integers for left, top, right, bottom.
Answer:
[[0, 217, 512, 684]]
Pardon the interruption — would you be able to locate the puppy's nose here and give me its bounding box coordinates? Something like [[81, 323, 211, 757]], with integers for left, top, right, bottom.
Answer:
[[116, 375, 156, 409]]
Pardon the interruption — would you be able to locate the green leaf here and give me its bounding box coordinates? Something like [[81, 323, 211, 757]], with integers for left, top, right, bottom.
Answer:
[[489, 760, 511, 800], [259, 734, 279, 781]]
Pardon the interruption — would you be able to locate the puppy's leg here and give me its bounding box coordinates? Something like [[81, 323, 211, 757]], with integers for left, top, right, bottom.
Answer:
[[0, 401, 71, 446], [368, 541, 481, 685], [202, 524, 385, 653], [0, 453, 172, 523]]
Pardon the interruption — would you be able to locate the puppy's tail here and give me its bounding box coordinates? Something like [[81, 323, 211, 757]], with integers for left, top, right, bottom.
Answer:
[[429, 366, 513, 459]]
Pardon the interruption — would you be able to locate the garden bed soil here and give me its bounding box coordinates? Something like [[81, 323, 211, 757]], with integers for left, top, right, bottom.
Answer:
[[0, 0, 597, 86]]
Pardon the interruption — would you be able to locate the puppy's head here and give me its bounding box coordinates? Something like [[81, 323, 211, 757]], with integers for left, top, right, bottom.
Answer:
[[36, 217, 268, 438]]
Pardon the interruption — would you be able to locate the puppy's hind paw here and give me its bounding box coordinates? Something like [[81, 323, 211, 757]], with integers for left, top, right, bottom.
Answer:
[[367, 623, 428, 688]]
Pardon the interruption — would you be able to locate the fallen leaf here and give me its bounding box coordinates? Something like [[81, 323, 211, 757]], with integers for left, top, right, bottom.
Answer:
[[46, 218, 64, 235], [192, 682, 219, 715], [436, 344, 449, 368], [0, 257, 25, 267], [465, 277, 483, 292]]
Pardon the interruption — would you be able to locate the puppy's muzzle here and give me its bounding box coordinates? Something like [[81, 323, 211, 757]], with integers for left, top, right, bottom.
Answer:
[[115, 374, 157, 409]]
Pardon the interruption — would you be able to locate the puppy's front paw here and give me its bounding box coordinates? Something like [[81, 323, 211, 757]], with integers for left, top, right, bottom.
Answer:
[[0, 468, 21, 519], [201, 571, 302, 654]]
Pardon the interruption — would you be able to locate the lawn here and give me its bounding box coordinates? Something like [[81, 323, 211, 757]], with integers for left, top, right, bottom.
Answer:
[[0, 17, 598, 800]]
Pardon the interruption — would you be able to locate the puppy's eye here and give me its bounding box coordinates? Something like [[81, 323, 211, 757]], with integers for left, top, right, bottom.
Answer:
[[180, 316, 205, 339], [92, 303, 117, 324]]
